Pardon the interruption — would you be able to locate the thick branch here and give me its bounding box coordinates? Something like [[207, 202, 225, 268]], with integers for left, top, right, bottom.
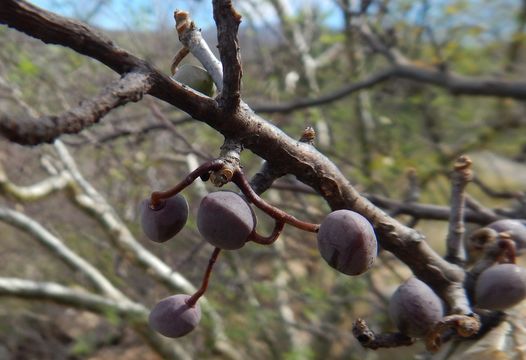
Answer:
[[212, 0, 243, 110], [0, 72, 151, 145], [0, 0, 219, 126]]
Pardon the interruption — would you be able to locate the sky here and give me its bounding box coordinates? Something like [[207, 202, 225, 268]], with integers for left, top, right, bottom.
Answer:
[[27, 0, 519, 44], [29, 0, 344, 31], [30, 0, 218, 30]]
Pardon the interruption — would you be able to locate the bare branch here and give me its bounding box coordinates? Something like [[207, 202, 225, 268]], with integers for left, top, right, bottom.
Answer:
[[352, 318, 415, 349], [0, 277, 145, 316], [0, 277, 192, 360], [252, 64, 526, 114], [0, 206, 126, 300], [212, 0, 243, 110], [174, 10, 224, 91], [0, 166, 70, 201], [251, 68, 392, 113], [445, 156, 473, 265], [0, 72, 151, 145]]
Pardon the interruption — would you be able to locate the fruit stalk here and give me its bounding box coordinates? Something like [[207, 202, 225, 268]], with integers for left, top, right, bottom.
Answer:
[[150, 159, 224, 208], [187, 247, 222, 307], [232, 169, 320, 232]]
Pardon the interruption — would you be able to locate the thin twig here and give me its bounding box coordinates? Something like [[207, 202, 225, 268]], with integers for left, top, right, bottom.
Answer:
[[445, 155, 473, 265], [232, 169, 320, 232], [352, 318, 415, 349]]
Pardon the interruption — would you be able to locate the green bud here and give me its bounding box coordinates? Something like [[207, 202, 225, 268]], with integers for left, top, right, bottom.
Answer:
[[172, 64, 214, 96]]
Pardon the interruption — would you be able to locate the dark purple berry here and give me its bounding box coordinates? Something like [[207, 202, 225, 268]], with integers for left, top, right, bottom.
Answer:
[[140, 194, 188, 243], [389, 278, 444, 338], [475, 263, 526, 310], [148, 294, 201, 338], [487, 219, 526, 250], [316, 210, 377, 275], [197, 191, 256, 250]]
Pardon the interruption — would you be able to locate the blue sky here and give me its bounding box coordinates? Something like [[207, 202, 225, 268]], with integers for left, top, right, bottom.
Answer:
[[29, 0, 345, 31], [30, 0, 217, 30], [28, 0, 519, 43]]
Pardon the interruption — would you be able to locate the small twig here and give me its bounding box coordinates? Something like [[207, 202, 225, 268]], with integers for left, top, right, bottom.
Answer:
[[445, 155, 473, 265], [425, 314, 481, 352], [232, 169, 320, 232], [174, 10, 224, 91], [248, 220, 285, 245], [150, 159, 224, 207], [212, 0, 243, 110], [187, 247, 221, 306], [170, 46, 190, 75], [352, 318, 415, 349]]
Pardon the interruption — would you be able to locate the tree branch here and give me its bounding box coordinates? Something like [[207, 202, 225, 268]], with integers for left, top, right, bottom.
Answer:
[[0, 206, 126, 300], [174, 10, 224, 91], [212, 0, 243, 110], [0, 72, 151, 145], [445, 156, 473, 265], [0, 166, 70, 201], [0, 277, 145, 316], [251, 64, 526, 114], [0, 277, 191, 360]]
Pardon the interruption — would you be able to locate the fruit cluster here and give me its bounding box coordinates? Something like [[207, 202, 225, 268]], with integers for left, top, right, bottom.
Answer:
[[386, 219, 526, 341], [139, 160, 379, 338], [139, 159, 526, 349]]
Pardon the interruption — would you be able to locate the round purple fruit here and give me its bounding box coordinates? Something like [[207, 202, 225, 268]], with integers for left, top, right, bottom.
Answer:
[[317, 209, 377, 275], [475, 263, 526, 310], [197, 191, 256, 250], [139, 194, 189, 243], [389, 277, 444, 338], [149, 294, 201, 338], [486, 219, 526, 250]]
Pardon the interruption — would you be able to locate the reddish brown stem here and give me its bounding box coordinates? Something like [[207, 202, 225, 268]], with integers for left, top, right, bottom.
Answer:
[[232, 169, 320, 232], [186, 247, 221, 307], [170, 47, 190, 75], [150, 159, 224, 208], [248, 220, 285, 245], [497, 235, 516, 264]]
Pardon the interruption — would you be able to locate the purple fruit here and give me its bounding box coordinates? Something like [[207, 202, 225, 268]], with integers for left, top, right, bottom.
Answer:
[[475, 263, 526, 310], [389, 278, 444, 338], [316, 210, 377, 275], [140, 194, 189, 243], [486, 219, 526, 249], [197, 191, 256, 250], [149, 294, 201, 338]]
